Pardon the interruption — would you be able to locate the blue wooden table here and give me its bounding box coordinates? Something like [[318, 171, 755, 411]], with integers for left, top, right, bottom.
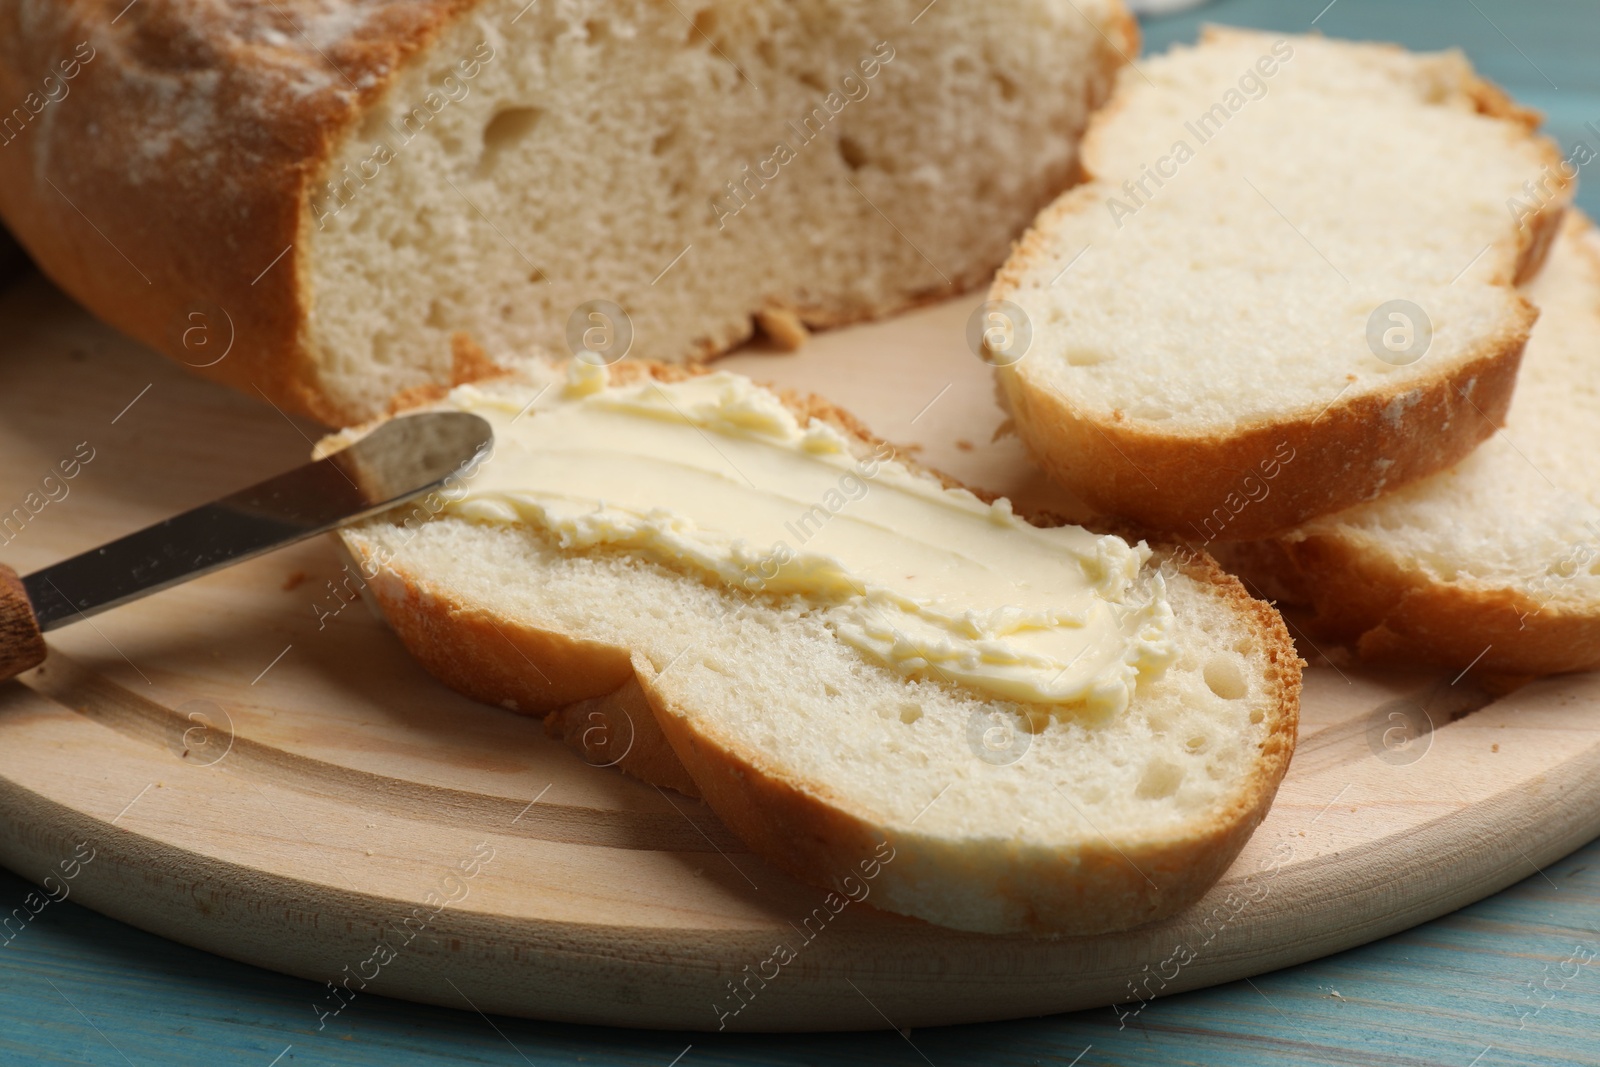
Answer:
[[5, 0, 1600, 1063]]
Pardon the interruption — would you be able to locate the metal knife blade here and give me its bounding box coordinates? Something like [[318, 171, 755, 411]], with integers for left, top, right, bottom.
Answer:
[[21, 411, 493, 631]]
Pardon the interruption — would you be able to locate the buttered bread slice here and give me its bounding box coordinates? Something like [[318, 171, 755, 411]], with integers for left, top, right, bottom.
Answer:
[[330, 360, 1300, 935], [1229, 213, 1600, 676], [992, 27, 1571, 541]]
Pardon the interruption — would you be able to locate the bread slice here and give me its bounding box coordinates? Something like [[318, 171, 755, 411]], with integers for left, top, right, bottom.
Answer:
[[330, 360, 1301, 935], [992, 27, 1572, 541], [1222, 212, 1600, 676], [0, 0, 1134, 425]]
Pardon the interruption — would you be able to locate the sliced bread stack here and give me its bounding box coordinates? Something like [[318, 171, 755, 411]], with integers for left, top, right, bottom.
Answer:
[[991, 27, 1571, 541], [332, 361, 1302, 935], [1224, 212, 1600, 676]]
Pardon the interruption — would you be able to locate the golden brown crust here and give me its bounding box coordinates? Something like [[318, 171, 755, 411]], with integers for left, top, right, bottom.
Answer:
[[992, 31, 1571, 541], [449, 332, 505, 386], [1272, 534, 1600, 676], [999, 319, 1532, 541], [1451, 56, 1546, 129], [344, 538, 637, 713], [0, 0, 479, 426], [338, 359, 1304, 934]]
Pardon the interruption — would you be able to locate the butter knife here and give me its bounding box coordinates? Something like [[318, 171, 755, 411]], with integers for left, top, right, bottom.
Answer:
[[0, 411, 492, 682]]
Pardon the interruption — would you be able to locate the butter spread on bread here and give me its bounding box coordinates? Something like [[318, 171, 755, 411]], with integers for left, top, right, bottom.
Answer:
[[441, 362, 1175, 712]]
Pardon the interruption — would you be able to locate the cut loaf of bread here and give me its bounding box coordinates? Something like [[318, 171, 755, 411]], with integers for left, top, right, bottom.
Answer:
[[1225, 212, 1600, 676], [992, 27, 1572, 541], [0, 0, 1133, 424], [331, 361, 1301, 935]]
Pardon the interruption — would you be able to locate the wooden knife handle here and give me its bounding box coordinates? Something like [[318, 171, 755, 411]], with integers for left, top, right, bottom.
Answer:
[[0, 564, 46, 682]]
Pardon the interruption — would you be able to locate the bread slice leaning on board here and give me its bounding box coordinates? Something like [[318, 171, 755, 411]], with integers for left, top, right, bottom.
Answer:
[[991, 27, 1572, 541], [326, 360, 1302, 935], [0, 0, 1134, 425], [1220, 212, 1600, 677]]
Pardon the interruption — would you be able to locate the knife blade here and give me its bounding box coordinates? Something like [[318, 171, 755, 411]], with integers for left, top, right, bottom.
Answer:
[[0, 411, 492, 679]]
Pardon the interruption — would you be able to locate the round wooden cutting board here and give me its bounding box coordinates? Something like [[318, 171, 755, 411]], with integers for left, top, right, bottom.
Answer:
[[2, 278, 1599, 1033]]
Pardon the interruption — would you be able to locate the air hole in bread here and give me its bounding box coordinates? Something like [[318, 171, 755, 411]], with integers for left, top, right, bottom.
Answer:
[[1129, 403, 1171, 421], [479, 106, 545, 174], [583, 18, 609, 43], [797, 71, 826, 93], [899, 702, 922, 725], [1203, 657, 1248, 701], [1064, 346, 1113, 367], [1136, 758, 1184, 800], [993, 72, 1020, 102], [689, 8, 717, 43], [651, 129, 681, 158], [837, 135, 868, 171], [1186, 734, 1208, 752]]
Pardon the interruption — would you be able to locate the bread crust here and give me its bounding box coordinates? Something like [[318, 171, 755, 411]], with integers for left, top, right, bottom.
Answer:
[[1274, 533, 1600, 676], [992, 29, 1571, 541], [338, 360, 1303, 935], [0, 0, 1131, 426], [353, 558, 638, 714], [0, 0, 478, 425], [998, 311, 1533, 542]]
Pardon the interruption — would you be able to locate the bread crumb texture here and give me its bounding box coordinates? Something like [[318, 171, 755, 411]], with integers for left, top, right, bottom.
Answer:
[[1000, 28, 1556, 426]]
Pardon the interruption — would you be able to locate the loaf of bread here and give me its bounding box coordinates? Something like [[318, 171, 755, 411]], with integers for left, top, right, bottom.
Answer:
[[1221, 212, 1600, 676], [328, 359, 1302, 935], [990, 27, 1571, 541], [0, 0, 1133, 424]]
